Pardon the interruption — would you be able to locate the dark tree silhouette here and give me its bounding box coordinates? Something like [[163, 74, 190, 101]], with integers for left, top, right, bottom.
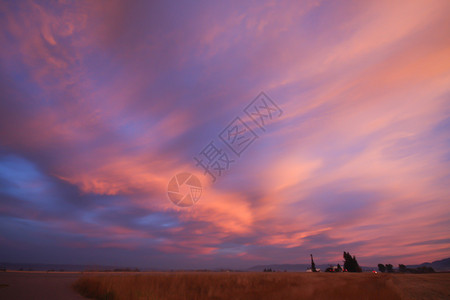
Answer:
[[343, 251, 362, 272], [378, 264, 386, 273], [310, 254, 317, 272], [385, 264, 394, 273], [337, 263, 342, 272], [396, 264, 435, 273]]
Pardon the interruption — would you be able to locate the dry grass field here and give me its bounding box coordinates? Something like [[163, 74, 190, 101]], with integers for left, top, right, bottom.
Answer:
[[73, 272, 450, 300]]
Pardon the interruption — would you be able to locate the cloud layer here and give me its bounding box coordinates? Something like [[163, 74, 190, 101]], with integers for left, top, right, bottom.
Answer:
[[0, 0, 449, 268]]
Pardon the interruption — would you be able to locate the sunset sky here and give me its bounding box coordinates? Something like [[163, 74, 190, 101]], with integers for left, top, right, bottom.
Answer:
[[0, 0, 449, 269]]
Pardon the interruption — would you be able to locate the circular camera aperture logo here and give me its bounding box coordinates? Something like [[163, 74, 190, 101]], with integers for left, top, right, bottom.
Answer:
[[167, 172, 202, 207]]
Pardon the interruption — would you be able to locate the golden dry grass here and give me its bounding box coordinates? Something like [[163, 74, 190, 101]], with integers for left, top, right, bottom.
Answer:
[[73, 272, 450, 300]]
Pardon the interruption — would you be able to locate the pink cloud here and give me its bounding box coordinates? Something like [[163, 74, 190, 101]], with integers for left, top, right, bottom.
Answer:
[[0, 0, 449, 268]]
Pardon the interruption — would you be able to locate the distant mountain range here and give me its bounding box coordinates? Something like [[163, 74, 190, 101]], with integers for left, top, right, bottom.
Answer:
[[247, 257, 450, 272], [1, 257, 449, 272], [406, 257, 450, 272]]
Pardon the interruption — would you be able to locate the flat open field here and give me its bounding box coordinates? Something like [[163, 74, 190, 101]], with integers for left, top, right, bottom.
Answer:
[[73, 272, 450, 300], [0, 271, 85, 300]]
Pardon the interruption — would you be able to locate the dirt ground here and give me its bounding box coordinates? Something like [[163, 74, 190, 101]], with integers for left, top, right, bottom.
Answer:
[[0, 271, 85, 300]]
